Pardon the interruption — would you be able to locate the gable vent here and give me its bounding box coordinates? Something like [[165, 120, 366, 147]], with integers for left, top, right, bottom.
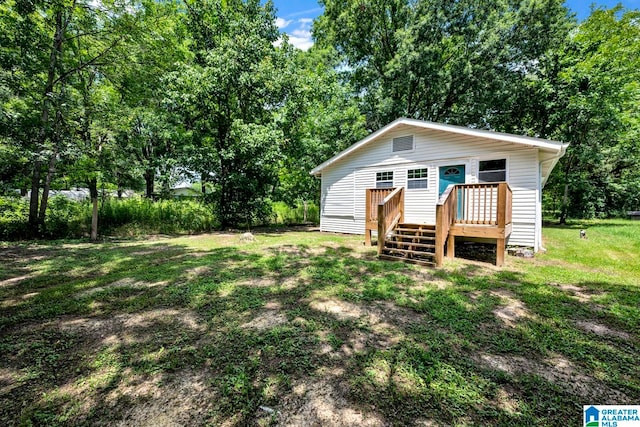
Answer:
[[392, 135, 414, 152]]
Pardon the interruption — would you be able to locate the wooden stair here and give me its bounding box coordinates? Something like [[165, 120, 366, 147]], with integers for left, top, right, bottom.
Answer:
[[379, 223, 437, 267]]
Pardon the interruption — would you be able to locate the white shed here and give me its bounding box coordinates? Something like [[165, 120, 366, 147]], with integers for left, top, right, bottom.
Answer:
[[310, 118, 568, 265]]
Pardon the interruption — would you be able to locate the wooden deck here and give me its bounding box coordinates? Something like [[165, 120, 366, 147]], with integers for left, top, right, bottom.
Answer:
[[366, 182, 512, 267]]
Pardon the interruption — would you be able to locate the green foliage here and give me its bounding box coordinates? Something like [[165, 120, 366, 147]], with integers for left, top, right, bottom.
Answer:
[[44, 196, 87, 239], [276, 47, 367, 207], [167, 0, 288, 228], [98, 198, 217, 235], [544, 7, 640, 219], [315, 0, 573, 129], [0, 196, 218, 240], [0, 196, 29, 240], [272, 201, 319, 225]]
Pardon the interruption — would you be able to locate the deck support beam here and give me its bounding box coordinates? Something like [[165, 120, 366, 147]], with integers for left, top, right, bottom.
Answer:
[[496, 238, 505, 267]]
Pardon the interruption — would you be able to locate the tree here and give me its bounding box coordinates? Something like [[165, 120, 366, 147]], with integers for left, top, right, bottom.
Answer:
[[167, 0, 290, 227], [545, 7, 640, 221], [276, 46, 367, 217], [314, 0, 574, 131], [2, 0, 138, 236]]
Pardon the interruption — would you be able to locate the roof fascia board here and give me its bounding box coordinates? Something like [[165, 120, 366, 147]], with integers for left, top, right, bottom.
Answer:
[[310, 118, 567, 175]]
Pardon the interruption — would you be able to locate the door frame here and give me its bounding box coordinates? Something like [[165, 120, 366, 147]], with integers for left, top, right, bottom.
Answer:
[[436, 161, 470, 197]]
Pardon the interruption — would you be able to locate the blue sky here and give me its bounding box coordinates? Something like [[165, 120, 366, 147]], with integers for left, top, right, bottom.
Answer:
[[271, 0, 640, 50]]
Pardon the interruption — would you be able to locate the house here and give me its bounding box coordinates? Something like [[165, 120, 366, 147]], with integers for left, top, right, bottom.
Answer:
[[310, 118, 568, 266], [170, 184, 200, 199]]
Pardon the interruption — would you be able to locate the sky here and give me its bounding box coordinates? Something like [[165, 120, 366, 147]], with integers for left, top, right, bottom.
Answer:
[[271, 0, 640, 51]]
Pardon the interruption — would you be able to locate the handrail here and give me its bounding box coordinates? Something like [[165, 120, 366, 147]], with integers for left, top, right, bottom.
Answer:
[[435, 184, 457, 266], [377, 187, 404, 255], [366, 188, 394, 222], [381, 186, 403, 205]]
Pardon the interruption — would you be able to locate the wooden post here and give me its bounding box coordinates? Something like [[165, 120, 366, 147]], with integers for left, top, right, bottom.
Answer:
[[496, 183, 508, 267], [365, 189, 371, 246], [497, 182, 507, 228], [496, 238, 505, 267], [435, 204, 444, 267], [447, 234, 455, 259], [377, 203, 385, 256], [399, 188, 405, 224]]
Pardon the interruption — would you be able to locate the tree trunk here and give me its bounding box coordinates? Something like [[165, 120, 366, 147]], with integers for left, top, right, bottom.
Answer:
[[559, 183, 569, 225], [144, 168, 155, 198], [37, 148, 58, 232], [28, 162, 42, 235], [29, 8, 65, 236], [89, 177, 98, 241], [38, 109, 62, 232]]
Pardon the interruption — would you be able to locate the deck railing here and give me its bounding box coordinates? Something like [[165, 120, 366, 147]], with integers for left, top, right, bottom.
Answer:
[[435, 182, 512, 266], [377, 187, 404, 255], [365, 188, 395, 245], [454, 183, 512, 226]]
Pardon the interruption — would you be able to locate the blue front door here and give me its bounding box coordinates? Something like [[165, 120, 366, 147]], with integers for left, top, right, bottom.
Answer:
[[439, 165, 465, 219], [439, 165, 465, 195]]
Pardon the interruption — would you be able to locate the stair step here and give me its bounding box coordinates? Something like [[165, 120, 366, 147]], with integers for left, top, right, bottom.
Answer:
[[379, 254, 436, 267], [382, 247, 436, 258], [386, 240, 436, 249], [387, 233, 435, 241], [394, 227, 436, 234], [397, 223, 436, 230]]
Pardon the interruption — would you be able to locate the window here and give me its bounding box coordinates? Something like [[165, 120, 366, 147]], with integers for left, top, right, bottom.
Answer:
[[407, 168, 428, 189], [392, 135, 414, 152], [478, 159, 506, 182], [376, 171, 393, 188]]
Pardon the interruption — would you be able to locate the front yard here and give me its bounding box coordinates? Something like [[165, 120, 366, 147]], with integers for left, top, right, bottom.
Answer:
[[1, 220, 638, 426]]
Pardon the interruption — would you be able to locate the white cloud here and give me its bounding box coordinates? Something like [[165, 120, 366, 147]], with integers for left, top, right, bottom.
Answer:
[[287, 35, 314, 51], [275, 17, 292, 29], [277, 17, 314, 51]]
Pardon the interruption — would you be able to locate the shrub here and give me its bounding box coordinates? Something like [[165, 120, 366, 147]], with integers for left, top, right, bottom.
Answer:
[[0, 195, 218, 240], [0, 196, 29, 240], [272, 201, 319, 225], [98, 198, 217, 235]]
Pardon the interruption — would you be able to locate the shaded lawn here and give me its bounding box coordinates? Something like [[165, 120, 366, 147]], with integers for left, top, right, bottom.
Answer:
[[0, 222, 638, 426]]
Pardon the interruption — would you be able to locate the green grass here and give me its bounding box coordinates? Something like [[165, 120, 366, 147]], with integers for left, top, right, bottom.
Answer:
[[0, 220, 638, 426]]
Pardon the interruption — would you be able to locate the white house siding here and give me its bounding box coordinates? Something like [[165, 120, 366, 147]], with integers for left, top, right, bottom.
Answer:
[[506, 150, 538, 247], [319, 124, 540, 248]]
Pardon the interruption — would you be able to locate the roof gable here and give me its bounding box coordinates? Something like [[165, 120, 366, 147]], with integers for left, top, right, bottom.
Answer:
[[310, 118, 568, 176]]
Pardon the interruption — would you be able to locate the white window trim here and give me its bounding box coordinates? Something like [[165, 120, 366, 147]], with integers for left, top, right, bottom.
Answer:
[[375, 170, 394, 188], [477, 156, 509, 183], [407, 167, 429, 190]]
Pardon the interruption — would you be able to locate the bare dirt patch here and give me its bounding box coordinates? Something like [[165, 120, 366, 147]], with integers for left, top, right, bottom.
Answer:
[[552, 283, 605, 303], [241, 300, 288, 331], [476, 352, 629, 402], [309, 297, 364, 321], [275, 368, 385, 427], [490, 289, 534, 327], [26, 308, 209, 347], [0, 273, 36, 288], [575, 320, 632, 340], [109, 369, 216, 427], [75, 278, 170, 298]]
